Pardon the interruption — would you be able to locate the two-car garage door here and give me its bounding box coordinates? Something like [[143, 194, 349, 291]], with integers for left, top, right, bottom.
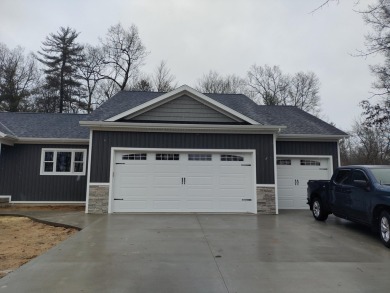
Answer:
[[111, 150, 255, 213]]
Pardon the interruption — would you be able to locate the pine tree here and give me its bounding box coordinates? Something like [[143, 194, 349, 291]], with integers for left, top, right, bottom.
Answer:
[[37, 27, 84, 113]]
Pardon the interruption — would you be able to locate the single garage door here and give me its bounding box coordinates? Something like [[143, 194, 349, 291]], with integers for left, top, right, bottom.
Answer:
[[277, 157, 331, 209], [111, 150, 255, 213]]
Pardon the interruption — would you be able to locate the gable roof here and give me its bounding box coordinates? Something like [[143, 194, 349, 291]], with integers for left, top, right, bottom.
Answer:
[[83, 89, 346, 137], [85, 85, 260, 125], [0, 112, 89, 141]]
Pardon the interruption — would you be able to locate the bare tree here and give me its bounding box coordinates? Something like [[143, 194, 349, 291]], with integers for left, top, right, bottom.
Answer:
[[288, 71, 321, 115], [196, 70, 247, 94], [79, 45, 105, 113], [247, 64, 290, 105], [0, 43, 39, 112], [152, 60, 177, 92], [100, 23, 148, 99], [340, 119, 390, 165]]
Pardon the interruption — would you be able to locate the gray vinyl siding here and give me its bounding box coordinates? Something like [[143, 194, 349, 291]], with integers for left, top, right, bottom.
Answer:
[[90, 131, 275, 184], [0, 144, 88, 201], [276, 141, 339, 170], [127, 95, 239, 123]]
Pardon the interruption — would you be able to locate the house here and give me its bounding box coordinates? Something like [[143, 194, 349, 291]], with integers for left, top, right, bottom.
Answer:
[[0, 85, 347, 214]]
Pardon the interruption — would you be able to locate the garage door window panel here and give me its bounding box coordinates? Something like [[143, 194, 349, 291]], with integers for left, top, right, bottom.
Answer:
[[188, 154, 212, 161], [156, 153, 179, 160], [300, 160, 320, 166], [122, 153, 147, 160], [221, 155, 244, 161], [277, 159, 291, 165]]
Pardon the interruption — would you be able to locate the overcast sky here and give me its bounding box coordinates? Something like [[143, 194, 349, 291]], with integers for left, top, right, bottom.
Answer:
[[0, 0, 382, 130]]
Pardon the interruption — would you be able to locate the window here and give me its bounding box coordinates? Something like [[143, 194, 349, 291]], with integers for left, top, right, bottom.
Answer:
[[221, 155, 244, 161], [122, 153, 147, 160], [156, 153, 179, 161], [188, 154, 212, 161], [277, 159, 291, 165], [300, 160, 320, 166], [352, 170, 369, 186], [41, 149, 87, 175], [333, 169, 351, 185]]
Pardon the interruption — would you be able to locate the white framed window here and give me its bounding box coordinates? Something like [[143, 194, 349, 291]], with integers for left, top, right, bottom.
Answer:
[[40, 149, 87, 175]]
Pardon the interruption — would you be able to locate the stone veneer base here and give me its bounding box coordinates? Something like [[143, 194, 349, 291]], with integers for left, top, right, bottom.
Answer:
[[88, 185, 109, 214], [256, 186, 276, 214]]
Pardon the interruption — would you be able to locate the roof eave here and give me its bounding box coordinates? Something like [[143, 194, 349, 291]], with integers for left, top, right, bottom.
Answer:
[[277, 133, 349, 141], [16, 137, 90, 145], [0, 132, 18, 146], [80, 121, 285, 134]]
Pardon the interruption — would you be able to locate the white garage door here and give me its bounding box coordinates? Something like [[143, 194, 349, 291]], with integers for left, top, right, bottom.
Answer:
[[111, 150, 255, 213], [277, 157, 331, 209]]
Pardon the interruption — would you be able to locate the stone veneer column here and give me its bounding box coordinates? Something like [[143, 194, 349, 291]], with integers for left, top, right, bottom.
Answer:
[[88, 185, 109, 214], [256, 186, 276, 214]]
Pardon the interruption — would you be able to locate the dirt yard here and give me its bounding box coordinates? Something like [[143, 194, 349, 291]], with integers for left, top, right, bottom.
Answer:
[[0, 216, 78, 278]]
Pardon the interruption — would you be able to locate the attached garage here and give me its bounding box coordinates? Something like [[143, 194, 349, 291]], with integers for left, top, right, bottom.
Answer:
[[276, 156, 332, 209], [109, 149, 256, 213]]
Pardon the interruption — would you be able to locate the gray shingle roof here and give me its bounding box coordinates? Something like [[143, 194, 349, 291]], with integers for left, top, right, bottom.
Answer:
[[0, 91, 347, 140], [85, 90, 346, 136], [0, 112, 89, 139]]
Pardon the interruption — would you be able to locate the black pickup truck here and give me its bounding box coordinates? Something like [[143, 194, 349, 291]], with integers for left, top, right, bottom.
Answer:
[[307, 165, 390, 247]]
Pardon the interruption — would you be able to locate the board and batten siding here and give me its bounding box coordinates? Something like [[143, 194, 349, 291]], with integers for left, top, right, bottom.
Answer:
[[90, 131, 275, 184], [127, 95, 240, 123], [0, 144, 88, 201], [276, 141, 339, 170]]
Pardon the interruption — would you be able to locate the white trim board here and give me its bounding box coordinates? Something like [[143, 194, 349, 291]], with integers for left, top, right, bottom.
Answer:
[[79, 121, 285, 134], [107, 147, 257, 214], [85, 130, 93, 213]]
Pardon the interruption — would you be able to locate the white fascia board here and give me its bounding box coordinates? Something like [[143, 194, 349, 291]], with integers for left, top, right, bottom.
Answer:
[[105, 85, 260, 125], [277, 134, 348, 141], [0, 133, 17, 146], [79, 121, 286, 134], [17, 137, 89, 145]]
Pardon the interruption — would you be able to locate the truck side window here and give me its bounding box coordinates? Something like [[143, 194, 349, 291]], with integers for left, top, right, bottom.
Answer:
[[334, 169, 351, 185], [352, 170, 369, 185]]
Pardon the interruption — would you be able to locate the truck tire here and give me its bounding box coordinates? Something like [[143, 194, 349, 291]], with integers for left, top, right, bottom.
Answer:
[[312, 197, 328, 221], [379, 211, 390, 248]]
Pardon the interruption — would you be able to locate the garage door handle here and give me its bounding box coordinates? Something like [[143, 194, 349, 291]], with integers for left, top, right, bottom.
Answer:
[[114, 198, 124, 200], [242, 199, 252, 201], [241, 164, 251, 166]]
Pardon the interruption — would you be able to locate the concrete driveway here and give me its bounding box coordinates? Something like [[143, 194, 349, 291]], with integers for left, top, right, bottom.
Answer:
[[1, 211, 390, 293]]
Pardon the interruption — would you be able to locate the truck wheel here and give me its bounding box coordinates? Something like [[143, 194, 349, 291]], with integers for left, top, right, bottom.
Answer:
[[312, 198, 328, 221], [379, 211, 390, 248]]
